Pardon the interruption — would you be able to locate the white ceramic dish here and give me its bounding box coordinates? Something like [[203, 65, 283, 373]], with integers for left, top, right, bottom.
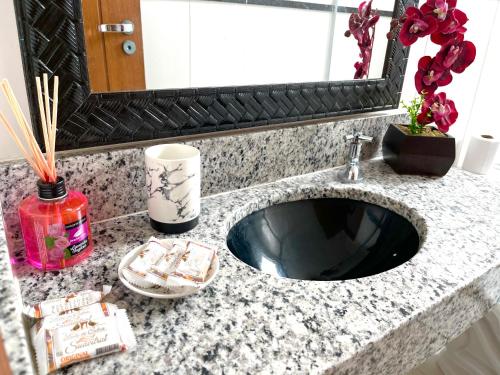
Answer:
[[118, 239, 219, 299]]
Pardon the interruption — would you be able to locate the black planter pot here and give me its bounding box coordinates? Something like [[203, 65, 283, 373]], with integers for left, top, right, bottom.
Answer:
[[382, 124, 455, 176]]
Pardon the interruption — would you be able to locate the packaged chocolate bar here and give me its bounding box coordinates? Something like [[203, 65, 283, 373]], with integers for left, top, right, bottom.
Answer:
[[34, 309, 136, 374], [24, 286, 112, 318]]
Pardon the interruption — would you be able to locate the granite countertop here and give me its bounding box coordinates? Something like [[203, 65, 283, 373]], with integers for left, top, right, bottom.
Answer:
[[3, 160, 500, 374]]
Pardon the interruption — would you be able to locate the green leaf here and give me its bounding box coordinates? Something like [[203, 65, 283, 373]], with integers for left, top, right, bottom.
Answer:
[[44, 236, 56, 249], [64, 248, 73, 260]]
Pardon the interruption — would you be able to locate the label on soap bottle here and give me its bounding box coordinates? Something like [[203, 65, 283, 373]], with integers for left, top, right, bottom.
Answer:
[[64, 217, 90, 257], [44, 217, 90, 261]]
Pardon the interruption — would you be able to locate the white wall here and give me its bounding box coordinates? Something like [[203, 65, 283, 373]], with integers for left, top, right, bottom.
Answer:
[[401, 0, 500, 165], [459, 1, 500, 164], [0, 0, 30, 161], [141, 0, 191, 89], [142, 0, 334, 89], [141, 0, 394, 89], [190, 1, 331, 87], [337, 0, 395, 11]]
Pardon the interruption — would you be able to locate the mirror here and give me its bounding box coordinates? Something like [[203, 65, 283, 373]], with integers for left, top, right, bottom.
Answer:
[[82, 0, 396, 93], [15, 0, 414, 150]]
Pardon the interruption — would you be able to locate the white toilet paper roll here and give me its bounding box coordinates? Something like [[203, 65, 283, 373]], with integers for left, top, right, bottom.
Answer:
[[462, 134, 500, 175]]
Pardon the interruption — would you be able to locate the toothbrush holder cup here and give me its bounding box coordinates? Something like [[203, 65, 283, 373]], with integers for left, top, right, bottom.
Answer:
[[144, 144, 201, 234]]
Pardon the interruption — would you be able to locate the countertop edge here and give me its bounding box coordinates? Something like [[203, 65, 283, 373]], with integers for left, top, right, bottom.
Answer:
[[0, 204, 34, 375]]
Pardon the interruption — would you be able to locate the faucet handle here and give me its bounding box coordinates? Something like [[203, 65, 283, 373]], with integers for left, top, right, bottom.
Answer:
[[345, 132, 373, 143], [339, 132, 372, 184]]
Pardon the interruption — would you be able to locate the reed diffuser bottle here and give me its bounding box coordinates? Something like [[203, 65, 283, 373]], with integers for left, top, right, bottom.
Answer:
[[19, 178, 93, 270], [0, 75, 93, 270]]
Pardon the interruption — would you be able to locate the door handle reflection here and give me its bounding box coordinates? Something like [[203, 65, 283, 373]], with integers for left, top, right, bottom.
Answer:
[[98, 20, 134, 35]]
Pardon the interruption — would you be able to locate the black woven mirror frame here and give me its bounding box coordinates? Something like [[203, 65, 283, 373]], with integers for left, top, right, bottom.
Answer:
[[14, 0, 417, 151]]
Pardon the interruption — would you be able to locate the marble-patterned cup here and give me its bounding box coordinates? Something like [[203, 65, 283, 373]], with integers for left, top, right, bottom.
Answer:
[[145, 144, 200, 233]]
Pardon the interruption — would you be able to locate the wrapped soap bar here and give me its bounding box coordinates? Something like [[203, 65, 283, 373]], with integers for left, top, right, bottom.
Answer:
[[149, 241, 216, 289], [35, 309, 136, 374], [31, 302, 118, 338], [121, 267, 155, 289], [144, 244, 184, 287], [172, 241, 215, 283], [128, 238, 168, 274], [121, 238, 216, 289], [24, 286, 112, 318], [122, 237, 170, 288]]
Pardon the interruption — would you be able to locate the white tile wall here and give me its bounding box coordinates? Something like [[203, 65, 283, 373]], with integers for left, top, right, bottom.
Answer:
[[141, 0, 191, 89]]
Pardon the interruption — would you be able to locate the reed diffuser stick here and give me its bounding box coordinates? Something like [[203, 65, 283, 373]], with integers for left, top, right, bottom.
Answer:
[[42, 74, 54, 181], [0, 76, 59, 183], [0, 112, 44, 177], [50, 77, 59, 178], [35, 77, 51, 171], [1, 80, 49, 179]]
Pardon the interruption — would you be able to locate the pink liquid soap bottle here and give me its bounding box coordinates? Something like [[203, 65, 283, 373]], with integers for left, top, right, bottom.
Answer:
[[19, 177, 93, 270]]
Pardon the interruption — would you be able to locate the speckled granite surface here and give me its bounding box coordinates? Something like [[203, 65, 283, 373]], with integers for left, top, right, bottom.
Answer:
[[8, 160, 500, 375], [0, 111, 405, 262]]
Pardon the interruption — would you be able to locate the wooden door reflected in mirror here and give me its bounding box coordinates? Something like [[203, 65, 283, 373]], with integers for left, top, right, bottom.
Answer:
[[82, 0, 146, 92]]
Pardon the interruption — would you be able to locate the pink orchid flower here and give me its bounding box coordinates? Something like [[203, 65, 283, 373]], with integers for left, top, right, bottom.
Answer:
[[346, 0, 380, 79], [435, 35, 476, 73], [420, 0, 457, 21], [431, 8, 468, 45], [415, 56, 452, 95], [399, 7, 439, 46], [417, 92, 458, 133]]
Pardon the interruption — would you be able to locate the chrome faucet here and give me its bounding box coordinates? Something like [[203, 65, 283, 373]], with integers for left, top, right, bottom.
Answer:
[[338, 131, 373, 183]]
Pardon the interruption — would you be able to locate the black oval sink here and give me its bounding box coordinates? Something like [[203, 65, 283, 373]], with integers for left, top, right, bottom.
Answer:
[[226, 198, 420, 281]]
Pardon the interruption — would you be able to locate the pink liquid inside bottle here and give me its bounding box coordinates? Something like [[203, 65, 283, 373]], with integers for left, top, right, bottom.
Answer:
[[18, 177, 93, 270]]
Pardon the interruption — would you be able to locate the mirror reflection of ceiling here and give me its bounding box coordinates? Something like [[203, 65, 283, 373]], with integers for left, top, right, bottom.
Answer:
[[82, 0, 396, 93]]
